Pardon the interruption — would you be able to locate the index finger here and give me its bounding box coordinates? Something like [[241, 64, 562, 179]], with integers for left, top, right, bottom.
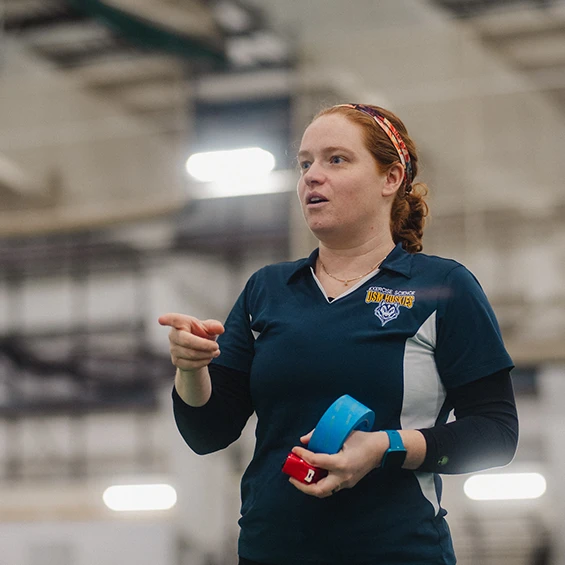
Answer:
[[158, 313, 213, 339], [158, 313, 192, 329], [291, 446, 339, 471]]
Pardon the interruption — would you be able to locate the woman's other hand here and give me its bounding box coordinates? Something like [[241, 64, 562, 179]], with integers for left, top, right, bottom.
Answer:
[[288, 428, 426, 498], [288, 430, 389, 498]]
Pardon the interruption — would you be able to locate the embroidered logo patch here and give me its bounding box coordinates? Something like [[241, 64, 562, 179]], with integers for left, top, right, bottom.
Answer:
[[365, 286, 415, 326], [374, 302, 400, 325]]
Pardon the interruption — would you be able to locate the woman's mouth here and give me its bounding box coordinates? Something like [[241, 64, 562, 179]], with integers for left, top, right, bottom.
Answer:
[[307, 194, 328, 206]]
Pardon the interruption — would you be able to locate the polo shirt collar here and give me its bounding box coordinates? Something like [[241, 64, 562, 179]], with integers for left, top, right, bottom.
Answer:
[[286, 249, 319, 283], [380, 242, 413, 278], [287, 242, 413, 283]]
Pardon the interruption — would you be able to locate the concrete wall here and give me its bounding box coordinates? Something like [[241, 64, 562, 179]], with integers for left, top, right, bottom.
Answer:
[[0, 39, 188, 233]]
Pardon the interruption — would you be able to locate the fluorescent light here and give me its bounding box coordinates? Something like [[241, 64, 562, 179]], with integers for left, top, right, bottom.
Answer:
[[186, 147, 275, 183], [464, 473, 546, 501], [103, 484, 177, 512], [189, 169, 296, 199]]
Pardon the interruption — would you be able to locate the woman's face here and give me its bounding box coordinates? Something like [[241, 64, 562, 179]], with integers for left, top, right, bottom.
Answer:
[[297, 113, 391, 246]]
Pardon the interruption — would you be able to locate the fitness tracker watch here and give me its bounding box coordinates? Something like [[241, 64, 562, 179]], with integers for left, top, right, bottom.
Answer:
[[381, 429, 407, 470]]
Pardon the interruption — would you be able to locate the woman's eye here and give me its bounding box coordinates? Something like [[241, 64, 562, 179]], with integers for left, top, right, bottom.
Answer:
[[330, 155, 345, 164], [299, 161, 311, 171]]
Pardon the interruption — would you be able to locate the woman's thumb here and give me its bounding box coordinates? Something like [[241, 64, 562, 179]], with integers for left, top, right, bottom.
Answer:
[[202, 319, 225, 337]]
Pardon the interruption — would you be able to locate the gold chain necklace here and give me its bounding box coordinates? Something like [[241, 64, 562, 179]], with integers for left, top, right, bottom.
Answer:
[[319, 254, 387, 286]]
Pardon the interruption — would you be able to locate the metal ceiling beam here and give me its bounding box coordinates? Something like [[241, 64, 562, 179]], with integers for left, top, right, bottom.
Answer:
[[68, 0, 227, 66], [433, 0, 557, 18], [2, 1, 87, 33], [3, 9, 88, 33]]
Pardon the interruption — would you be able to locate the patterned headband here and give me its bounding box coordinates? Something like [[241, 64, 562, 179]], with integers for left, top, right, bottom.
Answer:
[[336, 103, 413, 192]]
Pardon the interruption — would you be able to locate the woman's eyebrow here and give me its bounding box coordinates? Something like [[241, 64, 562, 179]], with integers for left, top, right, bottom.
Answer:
[[323, 145, 352, 154], [297, 146, 352, 159]]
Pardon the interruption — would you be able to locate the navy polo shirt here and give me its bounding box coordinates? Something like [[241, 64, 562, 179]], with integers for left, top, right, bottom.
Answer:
[[211, 243, 513, 565]]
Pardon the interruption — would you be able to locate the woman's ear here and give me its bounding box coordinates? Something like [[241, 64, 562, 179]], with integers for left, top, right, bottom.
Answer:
[[382, 163, 405, 197]]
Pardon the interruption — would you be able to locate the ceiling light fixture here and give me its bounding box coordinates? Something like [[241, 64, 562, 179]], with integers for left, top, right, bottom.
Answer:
[[186, 147, 275, 183]]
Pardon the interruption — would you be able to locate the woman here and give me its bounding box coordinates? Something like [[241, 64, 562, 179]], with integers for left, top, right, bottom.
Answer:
[[159, 103, 519, 565]]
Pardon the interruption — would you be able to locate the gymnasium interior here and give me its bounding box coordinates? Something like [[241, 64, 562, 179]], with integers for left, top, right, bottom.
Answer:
[[1, 1, 564, 564]]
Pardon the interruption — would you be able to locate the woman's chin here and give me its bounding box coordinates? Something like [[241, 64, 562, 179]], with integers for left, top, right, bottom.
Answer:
[[307, 222, 334, 239]]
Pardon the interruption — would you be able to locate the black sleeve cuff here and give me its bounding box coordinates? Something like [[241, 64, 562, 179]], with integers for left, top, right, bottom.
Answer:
[[416, 369, 519, 474]]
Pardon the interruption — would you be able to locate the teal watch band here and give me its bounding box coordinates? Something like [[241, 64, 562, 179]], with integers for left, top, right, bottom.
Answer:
[[381, 429, 407, 470]]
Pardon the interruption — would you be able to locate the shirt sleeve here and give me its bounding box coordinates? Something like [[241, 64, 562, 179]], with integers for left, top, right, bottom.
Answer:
[[435, 265, 514, 388], [210, 274, 257, 374], [172, 278, 257, 455], [173, 363, 253, 455], [417, 369, 519, 474]]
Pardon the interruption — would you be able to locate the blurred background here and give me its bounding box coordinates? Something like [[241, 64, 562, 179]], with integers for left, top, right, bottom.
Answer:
[[0, 0, 564, 564]]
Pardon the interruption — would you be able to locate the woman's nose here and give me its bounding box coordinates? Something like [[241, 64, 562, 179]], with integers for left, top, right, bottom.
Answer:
[[303, 162, 325, 186]]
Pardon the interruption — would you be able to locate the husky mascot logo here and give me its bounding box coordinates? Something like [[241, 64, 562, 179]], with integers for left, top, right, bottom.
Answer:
[[374, 302, 400, 326], [365, 286, 415, 326]]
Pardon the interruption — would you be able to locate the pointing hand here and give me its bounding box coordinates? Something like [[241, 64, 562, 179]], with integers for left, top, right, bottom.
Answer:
[[158, 313, 225, 372]]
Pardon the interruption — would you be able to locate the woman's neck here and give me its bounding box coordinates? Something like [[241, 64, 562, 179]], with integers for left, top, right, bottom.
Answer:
[[314, 238, 395, 298], [318, 237, 395, 271]]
